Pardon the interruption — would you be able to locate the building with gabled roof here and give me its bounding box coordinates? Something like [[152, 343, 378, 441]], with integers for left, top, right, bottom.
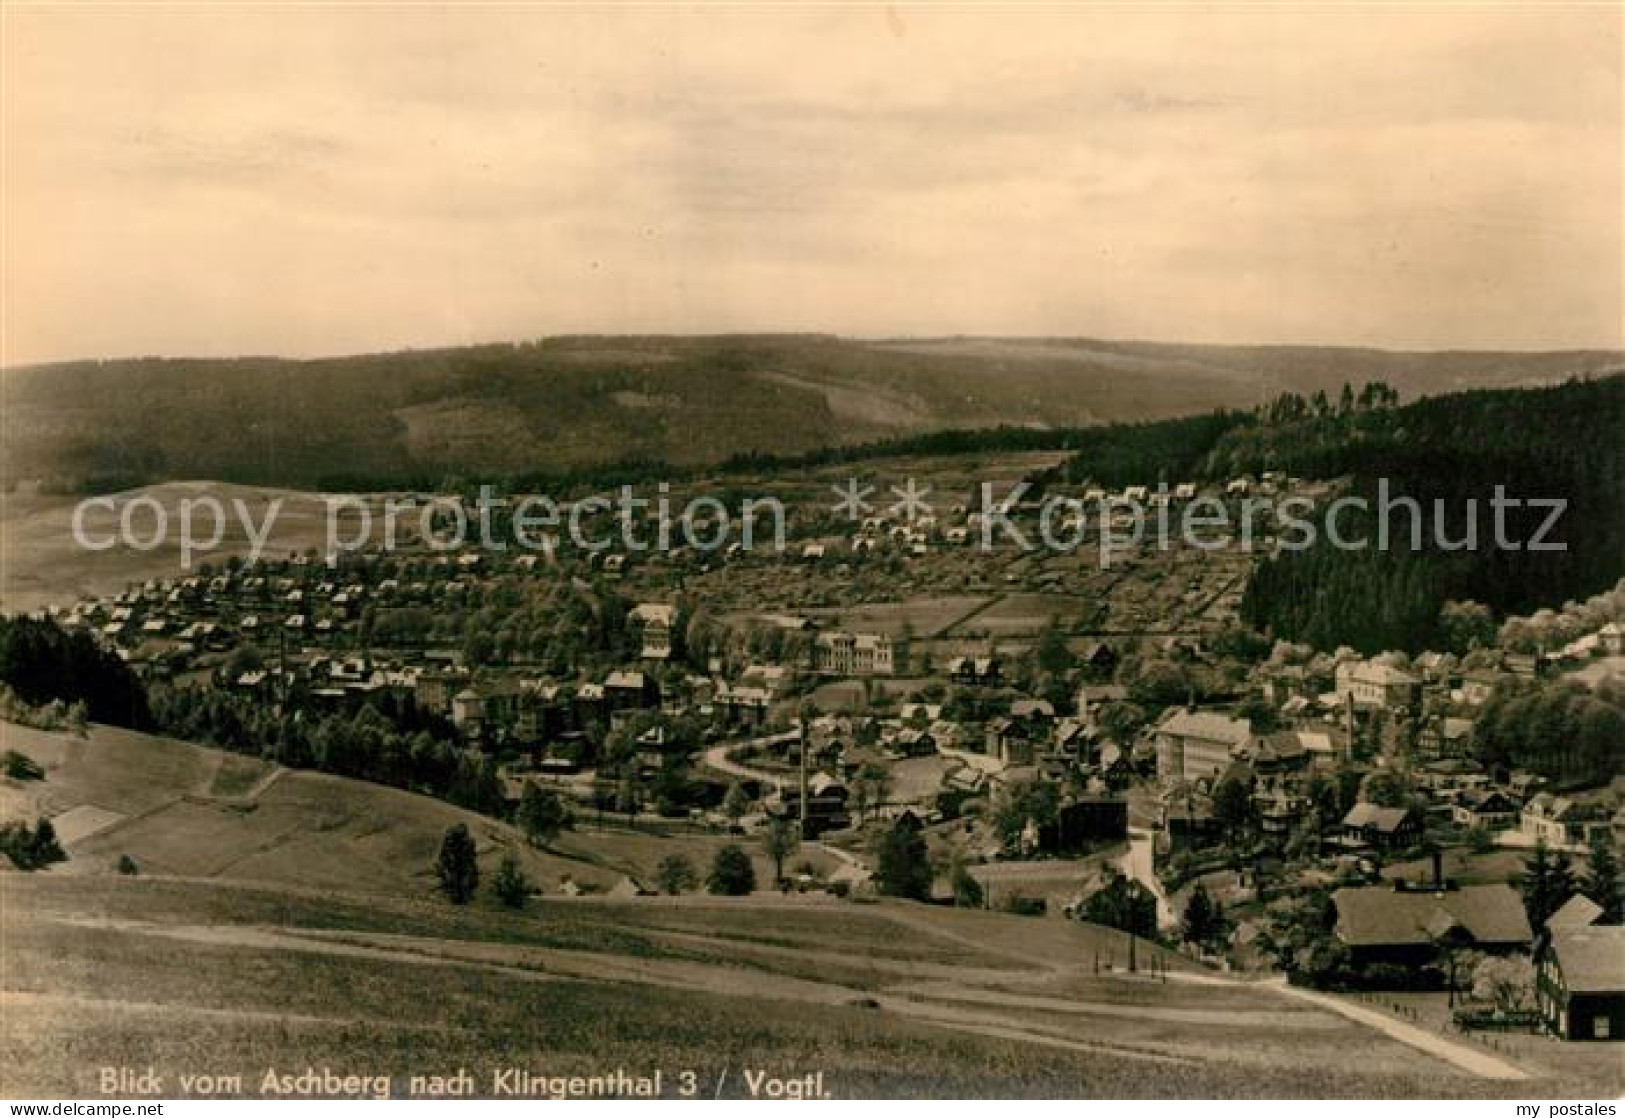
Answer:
[[1335, 659, 1421, 711], [1154, 709, 1252, 781], [1537, 925, 1625, 1040], [1547, 894, 1605, 931], [1523, 793, 1615, 850], [1332, 882, 1532, 969], [1340, 802, 1423, 850]]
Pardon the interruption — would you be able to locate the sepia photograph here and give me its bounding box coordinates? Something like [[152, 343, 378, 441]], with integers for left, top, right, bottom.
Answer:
[[1, 1, 1622, 1105]]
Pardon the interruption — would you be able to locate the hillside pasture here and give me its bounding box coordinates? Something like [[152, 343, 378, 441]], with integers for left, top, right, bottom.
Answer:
[[3, 724, 1614, 1098], [1, 874, 1535, 1099], [0, 723, 827, 896]]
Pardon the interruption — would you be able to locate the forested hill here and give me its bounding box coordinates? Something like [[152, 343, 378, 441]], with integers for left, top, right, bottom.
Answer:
[[5, 334, 1618, 491], [0, 615, 152, 729], [1229, 376, 1625, 654]]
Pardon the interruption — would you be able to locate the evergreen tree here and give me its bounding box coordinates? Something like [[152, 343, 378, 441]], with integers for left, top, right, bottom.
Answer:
[[721, 781, 749, 825], [1035, 617, 1075, 675], [1083, 869, 1159, 938], [1181, 883, 1219, 946], [875, 815, 933, 901], [1210, 772, 1256, 843], [1584, 838, 1622, 925], [1239, 378, 1625, 655], [0, 616, 152, 728], [707, 844, 756, 896], [29, 818, 64, 867], [436, 823, 479, 904], [1519, 839, 1575, 932]]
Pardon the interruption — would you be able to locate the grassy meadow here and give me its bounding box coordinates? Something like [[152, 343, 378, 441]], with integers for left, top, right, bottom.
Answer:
[[3, 721, 1617, 1099]]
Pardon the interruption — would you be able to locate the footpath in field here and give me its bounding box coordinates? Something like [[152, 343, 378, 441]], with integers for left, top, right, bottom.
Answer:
[[1267, 978, 1527, 1081]]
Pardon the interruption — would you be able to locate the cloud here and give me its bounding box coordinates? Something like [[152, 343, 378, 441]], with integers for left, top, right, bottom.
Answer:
[[2, 5, 1619, 363]]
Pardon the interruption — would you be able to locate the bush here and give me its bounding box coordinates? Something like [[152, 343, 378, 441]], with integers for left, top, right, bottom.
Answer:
[[2, 750, 44, 781], [707, 844, 756, 896], [116, 854, 139, 875], [0, 817, 66, 871], [1001, 893, 1047, 917], [491, 852, 531, 908], [656, 853, 698, 895]]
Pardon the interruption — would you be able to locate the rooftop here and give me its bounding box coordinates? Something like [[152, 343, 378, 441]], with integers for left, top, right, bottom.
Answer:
[[1157, 709, 1252, 746], [1548, 926, 1625, 993], [1333, 883, 1532, 948]]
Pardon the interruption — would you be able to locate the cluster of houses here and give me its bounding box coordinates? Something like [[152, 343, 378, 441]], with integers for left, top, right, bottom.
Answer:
[[1326, 856, 1625, 1042], [1153, 643, 1625, 866], [1143, 631, 1625, 1042], [38, 508, 1625, 1042], [62, 554, 513, 666]]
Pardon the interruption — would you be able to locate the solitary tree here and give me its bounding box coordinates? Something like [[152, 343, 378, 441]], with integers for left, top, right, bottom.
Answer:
[[875, 815, 932, 901], [1083, 868, 1158, 939], [517, 783, 571, 848], [1256, 891, 1347, 988], [1584, 838, 1622, 925], [26, 819, 64, 869], [1519, 839, 1576, 933], [1471, 955, 1536, 1015], [1181, 882, 1220, 947], [656, 853, 698, 895], [707, 844, 757, 896], [491, 851, 531, 908], [436, 823, 480, 904], [762, 817, 800, 885], [992, 778, 1060, 856], [1439, 600, 1497, 655], [1210, 772, 1256, 843], [2, 750, 44, 781], [721, 780, 749, 826], [1360, 770, 1414, 810]]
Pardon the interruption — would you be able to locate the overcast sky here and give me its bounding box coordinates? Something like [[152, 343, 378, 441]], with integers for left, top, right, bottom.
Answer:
[[3, 5, 1620, 364]]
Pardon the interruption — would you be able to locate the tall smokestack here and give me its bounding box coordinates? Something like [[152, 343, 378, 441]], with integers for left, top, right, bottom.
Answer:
[[1431, 847, 1444, 892]]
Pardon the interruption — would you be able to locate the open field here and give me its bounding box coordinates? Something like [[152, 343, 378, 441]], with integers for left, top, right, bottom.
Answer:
[[4, 723, 1617, 1097], [962, 593, 1101, 637], [1380, 847, 1530, 887], [0, 874, 1550, 1099], [0, 481, 371, 614], [1370, 989, 1624, 1095], [799, 596, 988, 639], [0, 723, 811, 895]]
